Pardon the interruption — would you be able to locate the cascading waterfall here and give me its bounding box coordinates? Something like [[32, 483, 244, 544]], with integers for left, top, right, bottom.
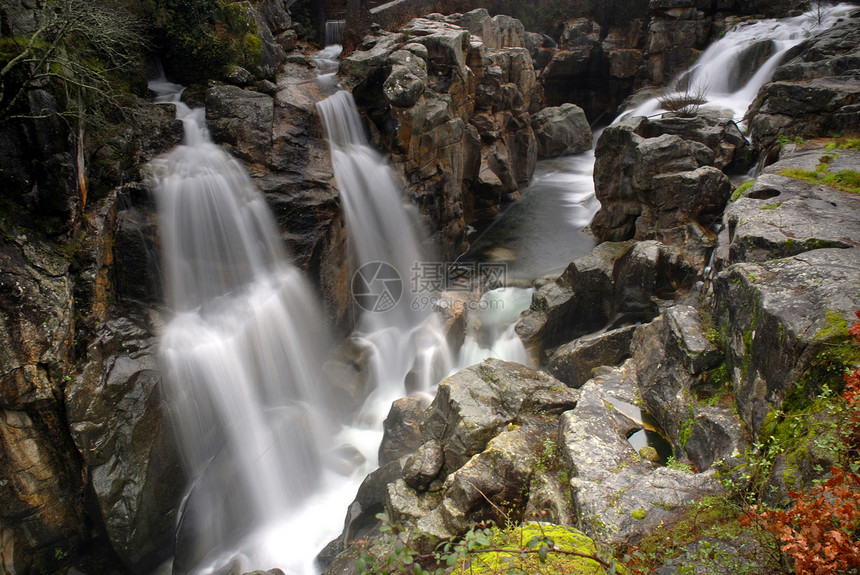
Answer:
[[149, 78, 360, 575], [137, 4, 854, 573], [618, 4, 857, 124], [316, 85, 453, 424]]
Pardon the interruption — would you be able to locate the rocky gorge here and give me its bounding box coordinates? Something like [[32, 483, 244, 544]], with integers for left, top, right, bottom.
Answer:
[[1, 0, 859, 574]]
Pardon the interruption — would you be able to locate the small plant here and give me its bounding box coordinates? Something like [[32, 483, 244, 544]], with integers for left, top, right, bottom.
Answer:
[[658, 80, 710, 117], [666, 455, 694, 474]]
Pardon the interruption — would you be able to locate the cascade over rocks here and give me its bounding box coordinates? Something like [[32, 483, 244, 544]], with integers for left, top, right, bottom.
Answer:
[[749, 13, 860, 150], [204, 61, 350, 331]]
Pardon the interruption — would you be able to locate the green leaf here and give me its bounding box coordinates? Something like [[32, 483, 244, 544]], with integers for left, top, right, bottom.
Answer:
[[538, 544, 549, 562]]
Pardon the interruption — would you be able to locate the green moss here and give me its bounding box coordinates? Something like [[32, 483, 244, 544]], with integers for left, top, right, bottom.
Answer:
[[779, 166, 860, 194], [731, 180, 755, 202], [631, 508, 647, 520], [466, 524, 626, 575], [760, 202, 782, 210], [824, 137, 860, 151]]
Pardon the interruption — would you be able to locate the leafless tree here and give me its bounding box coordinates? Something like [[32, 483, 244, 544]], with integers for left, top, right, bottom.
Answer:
[[0, 0, 144, 124], [809, 0, 834, 26]]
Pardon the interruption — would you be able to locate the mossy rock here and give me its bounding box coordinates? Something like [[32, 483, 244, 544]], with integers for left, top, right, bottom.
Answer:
[[463, 524, 626, 574]]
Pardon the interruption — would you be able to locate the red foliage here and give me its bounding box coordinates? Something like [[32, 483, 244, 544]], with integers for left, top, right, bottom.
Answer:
[[756, 468, 860, 574]]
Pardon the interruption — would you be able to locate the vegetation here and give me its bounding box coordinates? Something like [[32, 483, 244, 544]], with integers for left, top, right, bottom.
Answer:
[[658, 80, 709, 117], [731, 180, 755, 201], [0, 0, 145, 124], [141, 0, 265, 83], [356, 513, 624, 575]]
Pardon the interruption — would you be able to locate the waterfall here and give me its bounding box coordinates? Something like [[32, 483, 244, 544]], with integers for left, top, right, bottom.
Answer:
[[149, 78, 358, 575], [324, 20, 345, 46], [316, 88, 453, 423], [617, 3, 857, 124]]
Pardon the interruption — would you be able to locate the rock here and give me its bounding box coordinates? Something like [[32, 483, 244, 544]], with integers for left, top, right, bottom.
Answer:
[[640, 6, 710, 87], [225, 65, 252, 86], [0, 236, 85, 574], [0, 89, 78, 235], [65, 318, 185, 573], [530, 104, 593, 158], [379, 394, 432, 466], [640, 445, 660, 462], [383, 65, 425, 107], [723, 146, 860, 265], [326, 360, 581, 568], [591, 114, 746, 262], [403, 440, 444, 491], [714, 248, 860, 434], [749, 16, 860, 149], [683, 406, 745, 471], [516, 240, 696, 353], [421, 360, 574, 471], [632, 306, 724, 455], [206, 85, 274, 166], [547, 325, 638, 388], [560, 364, 721, 543]]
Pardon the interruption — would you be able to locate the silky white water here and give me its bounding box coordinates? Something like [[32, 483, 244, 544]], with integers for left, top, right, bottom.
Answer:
[[150, 78, 374, 575], [317, 88, 453, 427], [617, 3, 857, 124]]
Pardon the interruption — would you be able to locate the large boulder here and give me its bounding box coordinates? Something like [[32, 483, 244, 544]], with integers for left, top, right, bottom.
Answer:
[[749, 14, 860, 149], [590, 114, 747, 264], [723, 145, 860, 266], [559, 363, 721, 543], [65, 318, 185, 573], [516, 240, 697, 355], [714, 248, 860, 434], [325, 360, 580, 565], [530, 104, 593, 158]]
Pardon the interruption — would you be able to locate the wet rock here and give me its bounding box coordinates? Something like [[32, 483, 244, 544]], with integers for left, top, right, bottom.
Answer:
[[632, 306, 723, 454], [206, 85, 274, 166], [516, 240, 696, 354], [531, 104, 593, 158], [723, 146, 860, 265], [591, 114, 746, 263], [0, 236, 85, 574], [383, 65, 425, 107], [403, 440, 444, 491], [65, 318, 185, 573], [379, 394, 432, 466], [547, 325, 638, 388], [560, 364, 721, 543], [749, 16, 860, 149], [714, 248, 860, 434]]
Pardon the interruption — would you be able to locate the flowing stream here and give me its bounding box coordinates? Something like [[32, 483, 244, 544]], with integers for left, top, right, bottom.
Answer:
[[618, 4, 857, 124], [147, 4, 853, 573]]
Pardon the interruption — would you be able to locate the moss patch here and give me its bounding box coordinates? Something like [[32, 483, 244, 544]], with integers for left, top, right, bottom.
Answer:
[[465, 524, 626, 575]]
